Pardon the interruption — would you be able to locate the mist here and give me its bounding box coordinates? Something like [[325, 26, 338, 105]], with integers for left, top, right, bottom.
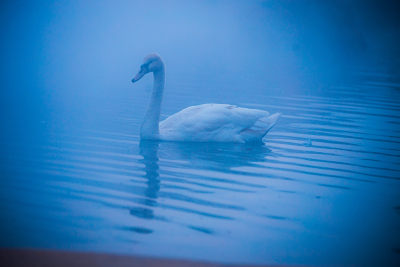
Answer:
[[1, 0, 399, 141]]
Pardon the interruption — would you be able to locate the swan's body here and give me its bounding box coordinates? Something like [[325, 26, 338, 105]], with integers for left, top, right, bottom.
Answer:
[[132, 54, 280, 143], [159, 104, 279, 142]]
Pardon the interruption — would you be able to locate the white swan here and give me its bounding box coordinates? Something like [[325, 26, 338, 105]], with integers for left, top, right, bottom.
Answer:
[[132, 54, 280, 143]]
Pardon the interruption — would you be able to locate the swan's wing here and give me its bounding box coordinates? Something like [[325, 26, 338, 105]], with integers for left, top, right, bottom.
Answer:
[[159, 104, 278, 142]]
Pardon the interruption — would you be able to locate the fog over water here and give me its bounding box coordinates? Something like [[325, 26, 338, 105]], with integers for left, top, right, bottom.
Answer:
[[1, 1, 400, 266]]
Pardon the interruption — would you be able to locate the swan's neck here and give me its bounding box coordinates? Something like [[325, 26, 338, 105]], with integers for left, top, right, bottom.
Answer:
[[141, 67, 165, 139]]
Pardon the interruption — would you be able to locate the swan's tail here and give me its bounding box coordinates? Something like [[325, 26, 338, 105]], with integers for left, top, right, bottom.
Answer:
[[260, 112, 281, 137], [240, 113, 281, 142]]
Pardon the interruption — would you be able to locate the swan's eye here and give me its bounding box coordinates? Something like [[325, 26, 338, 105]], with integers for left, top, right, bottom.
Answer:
[[140, 64, 148, 71], [141, 60, 155, 72]]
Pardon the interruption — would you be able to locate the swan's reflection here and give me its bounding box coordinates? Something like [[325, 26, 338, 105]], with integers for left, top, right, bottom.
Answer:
[[129, 140, 160, 220], [158, 141, 271, 170], [131, 140, 271, 220], [140, 140, 160, 200]]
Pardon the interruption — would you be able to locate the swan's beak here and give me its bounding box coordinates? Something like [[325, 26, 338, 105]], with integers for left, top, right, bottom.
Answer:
[[132, 70, 146, 83]]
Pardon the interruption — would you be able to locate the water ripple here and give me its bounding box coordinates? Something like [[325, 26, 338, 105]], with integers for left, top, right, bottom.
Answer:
[[1, 70, 400, 266]]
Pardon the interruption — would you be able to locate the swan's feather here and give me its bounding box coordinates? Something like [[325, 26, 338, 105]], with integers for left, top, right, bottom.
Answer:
[[159, 104, 280, 143], [239, 112, 280, 142]]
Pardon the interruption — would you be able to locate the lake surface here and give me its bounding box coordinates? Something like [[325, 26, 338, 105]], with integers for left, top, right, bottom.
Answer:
[[1, 68, 400, 267]]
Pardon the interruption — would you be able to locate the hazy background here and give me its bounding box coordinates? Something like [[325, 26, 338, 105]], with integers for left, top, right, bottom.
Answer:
[[1, 0, 399, 143]]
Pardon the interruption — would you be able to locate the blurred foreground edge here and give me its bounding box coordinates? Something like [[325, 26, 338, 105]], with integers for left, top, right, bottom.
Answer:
[[0, 248, 289, 267]]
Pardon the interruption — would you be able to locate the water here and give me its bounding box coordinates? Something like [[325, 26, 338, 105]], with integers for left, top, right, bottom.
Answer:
[[1, 68, 400, 266]]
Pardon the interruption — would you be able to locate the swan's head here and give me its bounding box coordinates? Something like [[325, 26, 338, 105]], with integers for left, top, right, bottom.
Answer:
[[132, 54, 164, 83]]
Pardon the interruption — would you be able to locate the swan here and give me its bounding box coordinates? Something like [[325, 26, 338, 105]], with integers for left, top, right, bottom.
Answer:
[[131, 54, 280, 143]]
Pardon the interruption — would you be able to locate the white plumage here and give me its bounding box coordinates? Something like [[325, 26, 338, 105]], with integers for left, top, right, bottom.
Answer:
[[132, 54, 280, 143], [160, 104, 280, 143]]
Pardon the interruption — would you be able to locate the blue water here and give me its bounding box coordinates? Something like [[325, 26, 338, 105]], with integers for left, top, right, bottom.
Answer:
[[1, 68, 400, 266]]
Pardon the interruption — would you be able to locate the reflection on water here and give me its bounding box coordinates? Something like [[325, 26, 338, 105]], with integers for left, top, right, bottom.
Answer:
[[133, 141, 160, 220], [137, 140, 273, 219], [135, 140, 272, 224], [1, 71, 400, 266], [156, 141, 271, 171]]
